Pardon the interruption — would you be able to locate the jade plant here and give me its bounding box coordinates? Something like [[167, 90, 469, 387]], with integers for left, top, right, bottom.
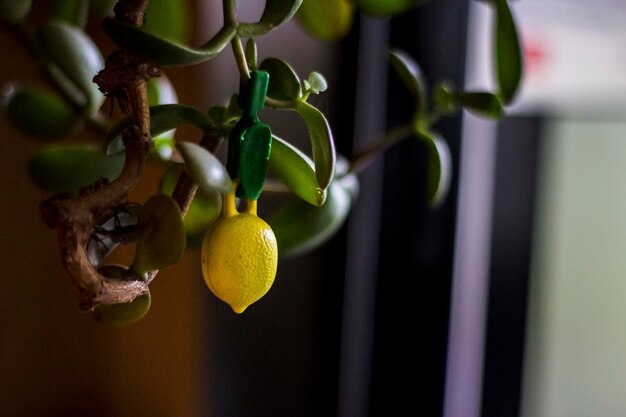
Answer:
[[0, 0, 522, 324]]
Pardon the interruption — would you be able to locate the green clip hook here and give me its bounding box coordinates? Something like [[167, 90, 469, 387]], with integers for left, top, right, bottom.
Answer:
[[226, 71, 273, 201]]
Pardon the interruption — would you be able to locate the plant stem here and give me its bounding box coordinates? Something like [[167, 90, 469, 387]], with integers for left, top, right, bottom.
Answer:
[[231, 35, 251, 81], [349, 124, 414, 175]]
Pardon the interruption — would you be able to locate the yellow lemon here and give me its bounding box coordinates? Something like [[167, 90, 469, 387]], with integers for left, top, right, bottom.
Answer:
[[201, 185, 278, 313]]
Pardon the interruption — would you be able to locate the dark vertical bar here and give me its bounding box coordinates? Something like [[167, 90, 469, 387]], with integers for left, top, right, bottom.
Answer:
[[368, 1, 469, 416], [337, 15, 390, 417], [481, 116, 542, 417]]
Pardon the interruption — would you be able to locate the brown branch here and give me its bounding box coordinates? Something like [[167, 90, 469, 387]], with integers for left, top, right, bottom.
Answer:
[[40, 0, 156, 312]]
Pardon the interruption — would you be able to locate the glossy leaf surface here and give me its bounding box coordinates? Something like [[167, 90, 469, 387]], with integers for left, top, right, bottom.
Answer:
[[176, 142, 232, 195], [296, 0, 354, 41], [39, 22, 104, 114], [103, 18, 236, 66], [389, 50, 427, 115], [494, 0, 523, 103], [270, 173, 358, 258], [268, 135, 325, 206], [94, 264, 151, 326], [5, 85, 77, 139], [294, 100, 336, 189], [144, 0, 192, 43], [238, 0, 303, 37], [131, 195, 186, 275], [458, 91, 503, 118], [259, 58, 302, 101], [29, 145, 124, 193], [419, 131, 451, 208]]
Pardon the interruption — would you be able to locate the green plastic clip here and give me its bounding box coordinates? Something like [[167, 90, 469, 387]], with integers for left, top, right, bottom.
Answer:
[[226, 70, 273, 201]]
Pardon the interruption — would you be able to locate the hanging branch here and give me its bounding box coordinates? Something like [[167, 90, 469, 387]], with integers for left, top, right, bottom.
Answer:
[[40, 0, 162, 311]]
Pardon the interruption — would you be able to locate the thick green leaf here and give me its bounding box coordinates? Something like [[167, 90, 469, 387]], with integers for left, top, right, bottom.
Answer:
[[0, 0, 32, 24], [355, 0, 425, 17], [259, 58, 302, 101], [433, 81, 457, 114], [419, 131, 451, 208], [103, 18, 236, 66], [131, 195, 186, 275], [294, 100, 336, 189], [238, 0, 304, 37], [147, 74, 178, 106], [51, 0, 89, 27], [388, 50, 427, 116], [458, 91, 503, 118], [29, 145, 124, 193], [144, 0, 192, 43], [268, 134, 325, 206], [176, 142, 232, 195], [107, 104, 211, 154], [147, 75, 179, 159], [494, 0, 523, 103], [94, 265, 151, 326], [270, 173, 357, 258], [38, 22, 104, 114], [160, 164, 222, 239], [296, 0, 354, 41], [4, 85, 77, 139], [238, 123, 272, 201]]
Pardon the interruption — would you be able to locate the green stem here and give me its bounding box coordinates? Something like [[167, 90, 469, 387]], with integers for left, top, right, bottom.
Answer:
[[265, 97, 297, 109], [223, 0, 250, 81], [349, 124, 414, 175], [231, 35, 251, 81]]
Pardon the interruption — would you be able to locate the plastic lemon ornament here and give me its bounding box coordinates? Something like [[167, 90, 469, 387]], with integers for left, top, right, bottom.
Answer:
[[201, 185, 278, 313]]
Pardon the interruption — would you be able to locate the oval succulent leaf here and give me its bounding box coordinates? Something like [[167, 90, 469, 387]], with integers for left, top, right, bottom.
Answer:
[[176, 142, 232, 195], [107, 104, 211, 154], [418, 131, 452, 209], [238, 0, 304, 37], [294, 100, 336, 189], [144, 0, 192, 43], [38, 22, 104, 114], [270, 173, 357, 258], [296, 0, 354, 41], [268, 134, 325, 206], [131, 195, 186, 275], [4, 85, 78, 139], [388, 49, 427, 116], [29, 145, 124, 193], [355, 0, 425, 17], [458, 91, 503, 118], [0, 0, 32, 24], [93, 266, 151, 326], [494, 0, 523, 103], [103, 18, 236, 66], [259, 57, 302, 101]]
